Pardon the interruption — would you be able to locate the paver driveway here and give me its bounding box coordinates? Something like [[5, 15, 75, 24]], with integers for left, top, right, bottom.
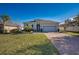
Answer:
[[44, 32, 79, 55]]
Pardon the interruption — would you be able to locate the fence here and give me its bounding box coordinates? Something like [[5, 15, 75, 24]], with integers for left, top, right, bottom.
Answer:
[[65, 26, 79, 32]]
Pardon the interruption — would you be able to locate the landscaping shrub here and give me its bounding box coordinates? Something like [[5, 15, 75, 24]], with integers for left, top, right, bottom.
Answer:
[[0, 29, 3, 33], [24, 25, 33, 32], [10, 29, 22, 34], [0, 29, 10, 34], [4, 30, 9, 34]]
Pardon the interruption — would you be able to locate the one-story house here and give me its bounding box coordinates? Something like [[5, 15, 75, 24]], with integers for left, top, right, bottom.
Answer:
[[24, 19, 59, 32], [0, 20, 20, 33]]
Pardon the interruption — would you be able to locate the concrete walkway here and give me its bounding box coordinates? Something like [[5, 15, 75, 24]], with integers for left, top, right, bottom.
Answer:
[[44, 32, 79, 55]]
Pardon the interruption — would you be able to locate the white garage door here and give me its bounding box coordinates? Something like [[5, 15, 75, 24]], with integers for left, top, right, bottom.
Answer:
[[43, 26, 57, 32]]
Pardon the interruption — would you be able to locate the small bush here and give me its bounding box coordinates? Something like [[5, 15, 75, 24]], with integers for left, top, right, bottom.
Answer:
[[0, 30, 3, 33], [10, 29, 22, 34], [4, 30, 10, 34], [24, 25, 33, 32]]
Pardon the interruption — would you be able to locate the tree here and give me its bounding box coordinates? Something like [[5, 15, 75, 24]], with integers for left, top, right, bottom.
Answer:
[[65, 19, 71, 24], [73, 15, 79, 26], [0, 15, 10, 33]]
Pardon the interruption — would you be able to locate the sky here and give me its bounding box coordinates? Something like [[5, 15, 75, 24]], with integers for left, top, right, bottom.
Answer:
[[0, 3, 79, 24]]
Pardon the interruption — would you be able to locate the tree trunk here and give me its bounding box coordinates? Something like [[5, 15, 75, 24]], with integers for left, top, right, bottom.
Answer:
[[3, 22, 5, 33]]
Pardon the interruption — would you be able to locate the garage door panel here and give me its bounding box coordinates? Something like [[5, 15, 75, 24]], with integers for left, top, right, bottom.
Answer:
[[43, 26, 57, 32]]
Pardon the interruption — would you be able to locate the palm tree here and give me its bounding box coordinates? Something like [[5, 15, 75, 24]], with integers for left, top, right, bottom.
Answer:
[[0, 15, 10, 33], [64, 19, 71, 31]]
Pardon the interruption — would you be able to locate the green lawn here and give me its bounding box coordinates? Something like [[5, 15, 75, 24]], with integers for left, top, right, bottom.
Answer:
[[0, 34, 59, 55], [65, 32, 79, 36]]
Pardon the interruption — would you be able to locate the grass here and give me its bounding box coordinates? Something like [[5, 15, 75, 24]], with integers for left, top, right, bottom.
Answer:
[[65, 32, 79, 36], [0, 33, 59, 55]]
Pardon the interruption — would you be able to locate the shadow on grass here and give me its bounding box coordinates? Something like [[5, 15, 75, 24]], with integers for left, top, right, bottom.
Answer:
[[15, 43, 59, 55]]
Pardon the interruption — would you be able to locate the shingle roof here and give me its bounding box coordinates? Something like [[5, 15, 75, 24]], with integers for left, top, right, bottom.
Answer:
[[25, 19, 59, 26], [34, 19, 59, 23]]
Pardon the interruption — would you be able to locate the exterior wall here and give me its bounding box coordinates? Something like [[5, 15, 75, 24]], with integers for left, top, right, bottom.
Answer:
[[65, 26, 79, 32], [36, 21, 58, 27], [4, 26, 18, 33], [59, 27, 64, 31], [32, 22, 37, 30]]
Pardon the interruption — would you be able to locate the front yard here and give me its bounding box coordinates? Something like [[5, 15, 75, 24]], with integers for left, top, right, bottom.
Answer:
[[64, 32, 79, 36], [0, 33, 59, 55]]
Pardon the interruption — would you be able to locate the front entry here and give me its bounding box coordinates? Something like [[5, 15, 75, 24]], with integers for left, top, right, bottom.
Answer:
[[36, 24, 40, 32]]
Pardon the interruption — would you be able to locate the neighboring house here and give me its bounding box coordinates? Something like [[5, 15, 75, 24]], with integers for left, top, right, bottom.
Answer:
[[59, 21, 79, 32], [59, 24, 65, 32], [24, 19, 59, 32], [0, 20, 20, 33]]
